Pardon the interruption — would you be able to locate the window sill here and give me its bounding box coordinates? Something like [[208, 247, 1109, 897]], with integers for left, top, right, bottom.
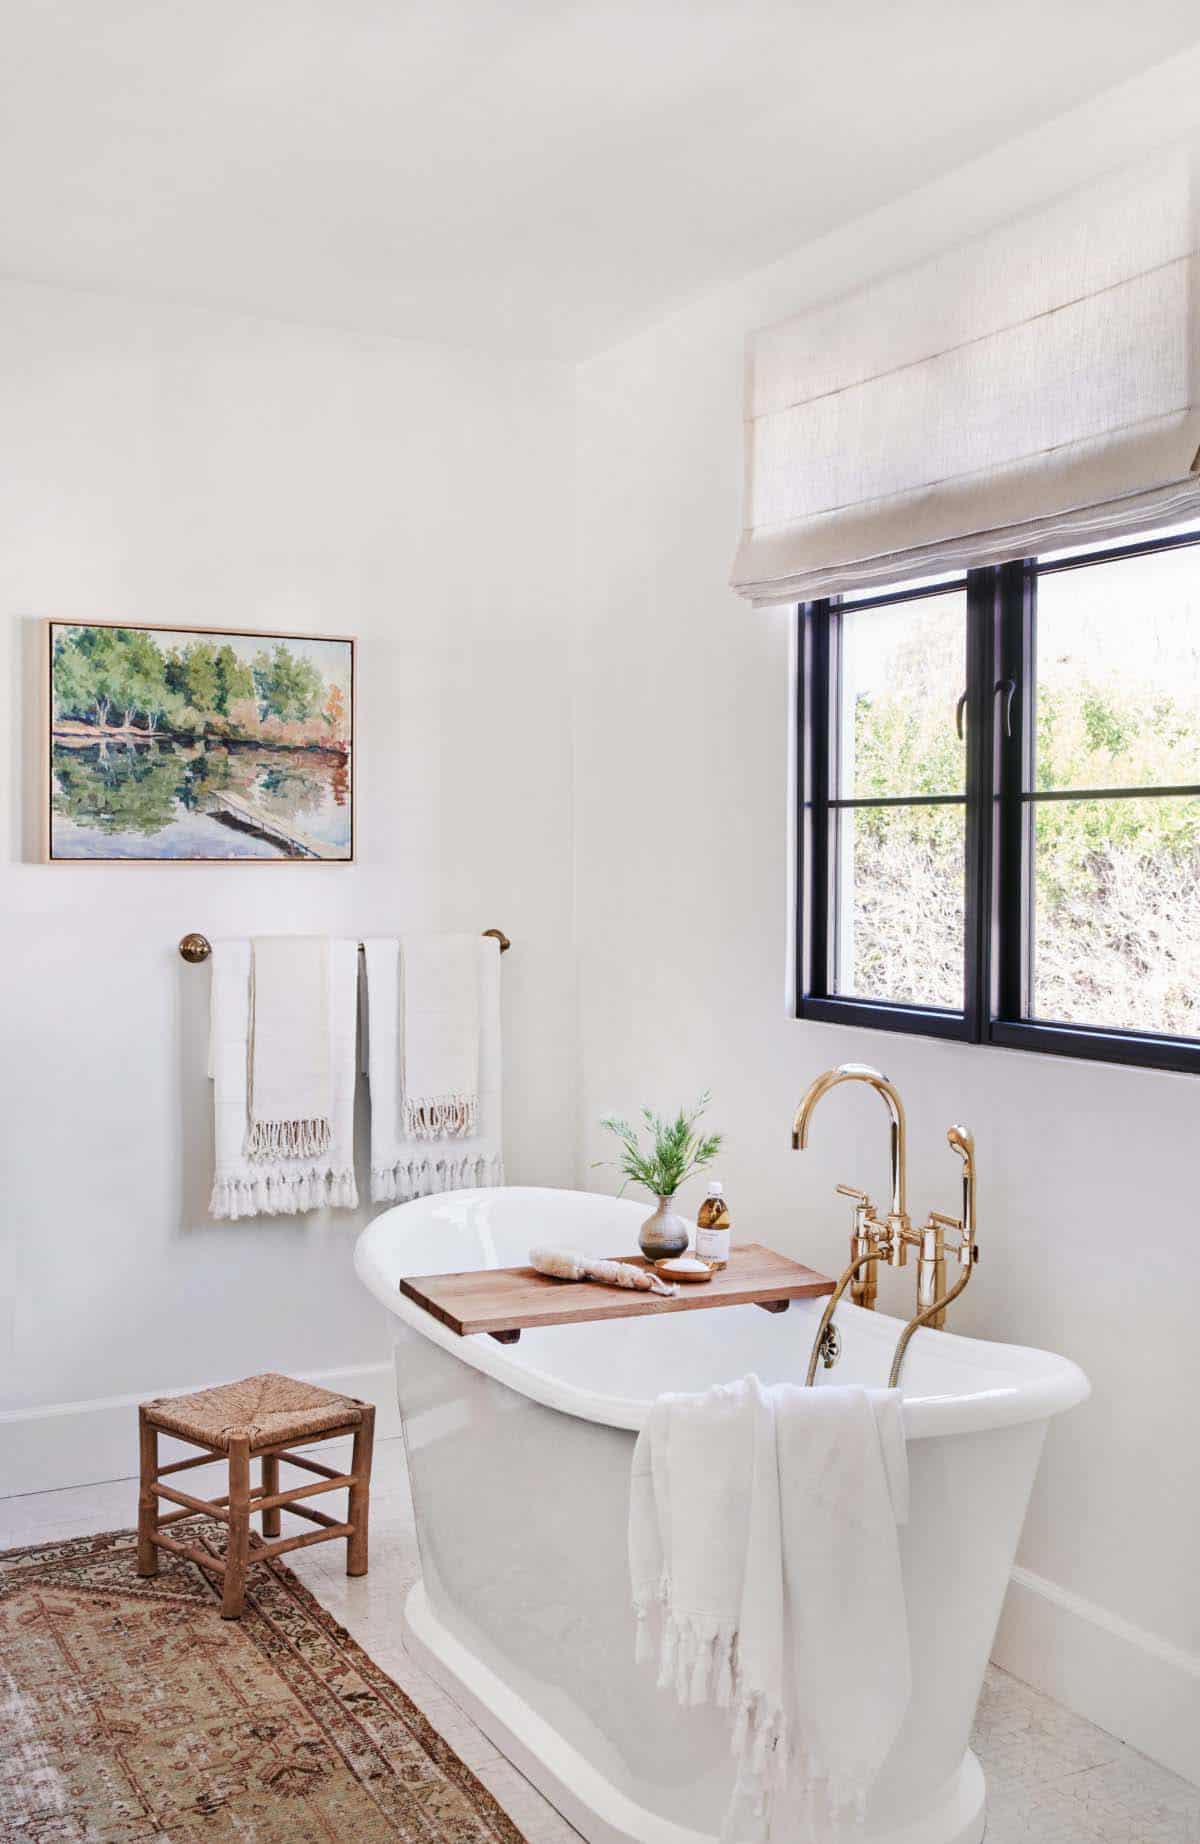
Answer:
[[798, 995, 971, 1043], [989, 1018, 1200, 1076]]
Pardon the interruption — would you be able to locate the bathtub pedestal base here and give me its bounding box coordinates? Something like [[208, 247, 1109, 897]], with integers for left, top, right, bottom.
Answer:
[[403, 1581, 986, 1844]]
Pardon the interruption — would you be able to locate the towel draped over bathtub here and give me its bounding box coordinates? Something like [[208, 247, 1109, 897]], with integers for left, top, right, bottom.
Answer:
[[209, 938, 359, 1220], [362, 934, 503, 1202], [628, 1376, 910, 1842]]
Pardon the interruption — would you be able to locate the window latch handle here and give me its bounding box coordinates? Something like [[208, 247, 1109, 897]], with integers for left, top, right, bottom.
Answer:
[[994, 677, 1017, 739], [955, 690, 968, 741]]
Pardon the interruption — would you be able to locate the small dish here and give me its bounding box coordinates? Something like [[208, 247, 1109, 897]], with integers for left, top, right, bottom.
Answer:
[[654, 1255, 716, 1284]]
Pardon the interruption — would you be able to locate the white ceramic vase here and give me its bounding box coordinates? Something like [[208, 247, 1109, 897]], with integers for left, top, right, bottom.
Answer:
[[638, 1194, 690, 1260]]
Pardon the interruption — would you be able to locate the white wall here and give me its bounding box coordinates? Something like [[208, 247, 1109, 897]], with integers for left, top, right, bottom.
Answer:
[[0, 279, 576, 1487], [571, 75, 1200, 1782]]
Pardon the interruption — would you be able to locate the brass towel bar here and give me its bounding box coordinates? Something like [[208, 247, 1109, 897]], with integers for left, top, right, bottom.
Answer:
[[179, 929, 510, 964]]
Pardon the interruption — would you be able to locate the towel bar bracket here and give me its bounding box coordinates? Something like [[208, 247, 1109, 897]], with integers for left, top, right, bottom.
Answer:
[[179, 929, 510, 963]]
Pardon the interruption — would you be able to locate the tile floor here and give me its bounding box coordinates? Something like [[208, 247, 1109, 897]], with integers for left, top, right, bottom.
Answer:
[[2, 1437, 1196, 1843]]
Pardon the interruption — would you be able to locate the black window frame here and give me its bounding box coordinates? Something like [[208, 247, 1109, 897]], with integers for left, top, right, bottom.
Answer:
[[795, 525, 1200, 1075]]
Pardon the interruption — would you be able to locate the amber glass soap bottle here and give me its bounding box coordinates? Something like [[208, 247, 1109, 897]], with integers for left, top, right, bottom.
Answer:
[[695, 1181, 731, 1268]]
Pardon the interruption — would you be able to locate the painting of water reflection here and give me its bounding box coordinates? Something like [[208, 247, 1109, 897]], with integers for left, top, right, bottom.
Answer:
[[47, 622, 353, 860]]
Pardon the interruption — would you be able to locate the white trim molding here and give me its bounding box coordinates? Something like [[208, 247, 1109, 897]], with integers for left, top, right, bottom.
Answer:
[[993, 1564, 1200, 1787], [0, 1361, 399, 1500]]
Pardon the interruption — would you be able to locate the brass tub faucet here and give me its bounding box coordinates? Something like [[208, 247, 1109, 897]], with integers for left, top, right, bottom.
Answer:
[[792, 1064, 910, 1311], [792, 1064, 980, 1386]]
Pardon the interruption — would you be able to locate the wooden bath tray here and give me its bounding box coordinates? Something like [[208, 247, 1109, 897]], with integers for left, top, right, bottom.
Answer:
[[400, 1244, 835, 1344]]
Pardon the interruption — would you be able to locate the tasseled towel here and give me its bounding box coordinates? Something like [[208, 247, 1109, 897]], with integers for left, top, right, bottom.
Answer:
[[209, 938, 359, 1220], [247, 936, 331, 1159], [629, 1377, 911, 1842], [401, 934, 480, 1138], [362, 935, 504, 1203]]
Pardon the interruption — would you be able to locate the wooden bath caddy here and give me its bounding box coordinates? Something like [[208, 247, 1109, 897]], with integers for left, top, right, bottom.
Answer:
[[400, 1243, 835, 1344]]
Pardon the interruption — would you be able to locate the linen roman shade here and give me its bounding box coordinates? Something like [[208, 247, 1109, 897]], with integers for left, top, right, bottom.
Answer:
[[731, 157, 1200, 606]]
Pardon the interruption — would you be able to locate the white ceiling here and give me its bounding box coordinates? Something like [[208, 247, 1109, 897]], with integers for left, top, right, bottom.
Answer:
[[2, 2, 1199, 360]]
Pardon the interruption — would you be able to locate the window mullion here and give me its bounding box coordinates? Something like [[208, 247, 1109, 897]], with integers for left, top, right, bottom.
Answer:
[[993, 559, 1034, 1026], [963, 568, 996, 1040], [797, 600, 833, 1006], [827, 601, 847, 994]]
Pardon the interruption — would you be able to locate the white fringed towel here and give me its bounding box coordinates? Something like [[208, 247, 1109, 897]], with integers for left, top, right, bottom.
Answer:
[[209, 938, 359, 1221], [363, 934, 503, 1202], [401, 934, 480, 1138], [248, 936, 331, 1159], [629, 1378, 910, 1842]]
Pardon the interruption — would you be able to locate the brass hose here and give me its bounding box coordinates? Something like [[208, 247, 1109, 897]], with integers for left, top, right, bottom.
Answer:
[[804, 1249, 890, 1387], [887, 1262, 974, 1389]]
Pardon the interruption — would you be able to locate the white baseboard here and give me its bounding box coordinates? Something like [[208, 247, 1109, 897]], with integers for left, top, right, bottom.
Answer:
[[0, 1361, 400, 1499], [993, 1564, 1200, 1787]]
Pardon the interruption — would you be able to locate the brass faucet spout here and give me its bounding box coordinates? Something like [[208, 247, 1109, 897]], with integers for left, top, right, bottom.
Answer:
[[792, 1062, 907, 1220]]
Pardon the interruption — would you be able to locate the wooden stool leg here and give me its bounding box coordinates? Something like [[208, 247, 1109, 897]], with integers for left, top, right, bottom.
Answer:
[[137, 1409, 159, 1577], [260, 1453, 280, 1538], [346, 1403, 375, 1577], [222, 1436, 251, 1619]]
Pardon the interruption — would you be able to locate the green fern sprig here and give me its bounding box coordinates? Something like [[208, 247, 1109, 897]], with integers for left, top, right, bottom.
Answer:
[[595, 1092, 722, 1198]]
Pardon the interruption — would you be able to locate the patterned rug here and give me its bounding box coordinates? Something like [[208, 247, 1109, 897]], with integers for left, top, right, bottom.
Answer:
[[0, 1522, 526, 1843]]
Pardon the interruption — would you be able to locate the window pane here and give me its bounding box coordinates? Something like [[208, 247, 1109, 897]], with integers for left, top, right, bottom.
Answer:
[[1035, 546, 1200, 791], [833, 803, 965, 1010], [1031, 795, 1200, 1036], [838, 592, 966, 799]]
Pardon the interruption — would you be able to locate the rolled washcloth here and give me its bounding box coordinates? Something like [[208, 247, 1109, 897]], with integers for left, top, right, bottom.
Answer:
[[530, 1247, 678, 1296]]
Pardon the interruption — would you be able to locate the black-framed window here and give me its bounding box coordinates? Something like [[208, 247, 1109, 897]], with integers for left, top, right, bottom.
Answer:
[[796, 521, 1200, 1073]]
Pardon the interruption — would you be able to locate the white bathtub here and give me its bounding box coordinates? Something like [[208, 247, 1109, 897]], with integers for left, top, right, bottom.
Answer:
[[355, 1187, 1090, 1844]]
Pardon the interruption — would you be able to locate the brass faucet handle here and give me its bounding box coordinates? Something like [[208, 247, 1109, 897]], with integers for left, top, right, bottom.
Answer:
[[835, 1183, 879, 1232], [926, 1210, 979, 1266]]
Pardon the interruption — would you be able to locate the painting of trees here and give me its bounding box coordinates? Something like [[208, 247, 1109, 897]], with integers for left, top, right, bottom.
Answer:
[[324, 682, 347, 745], [253, 643, 323, 723], [51, 625, 350, 752], [182, 642, 219, 713], [214, 644, 254, 715], [54, 626, 133, 729], [49, 621, 353, 861]]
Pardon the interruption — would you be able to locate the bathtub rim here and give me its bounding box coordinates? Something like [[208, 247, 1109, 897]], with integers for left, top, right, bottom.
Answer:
[[355, 1187, 1090, 1441]]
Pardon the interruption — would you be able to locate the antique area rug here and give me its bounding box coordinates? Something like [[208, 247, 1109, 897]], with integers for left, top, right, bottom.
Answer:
[[0, 1522, 526, 1843]]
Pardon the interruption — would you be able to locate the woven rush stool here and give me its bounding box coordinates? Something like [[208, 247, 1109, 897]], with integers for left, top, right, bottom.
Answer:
[[137, 1372, 375, 1618]]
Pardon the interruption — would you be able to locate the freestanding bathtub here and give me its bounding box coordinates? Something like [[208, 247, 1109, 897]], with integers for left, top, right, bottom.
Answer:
[[355, 1187, 1089, 1844]]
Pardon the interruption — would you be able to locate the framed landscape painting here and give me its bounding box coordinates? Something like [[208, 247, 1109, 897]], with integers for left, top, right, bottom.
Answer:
[[45, 621, 354, 861]]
